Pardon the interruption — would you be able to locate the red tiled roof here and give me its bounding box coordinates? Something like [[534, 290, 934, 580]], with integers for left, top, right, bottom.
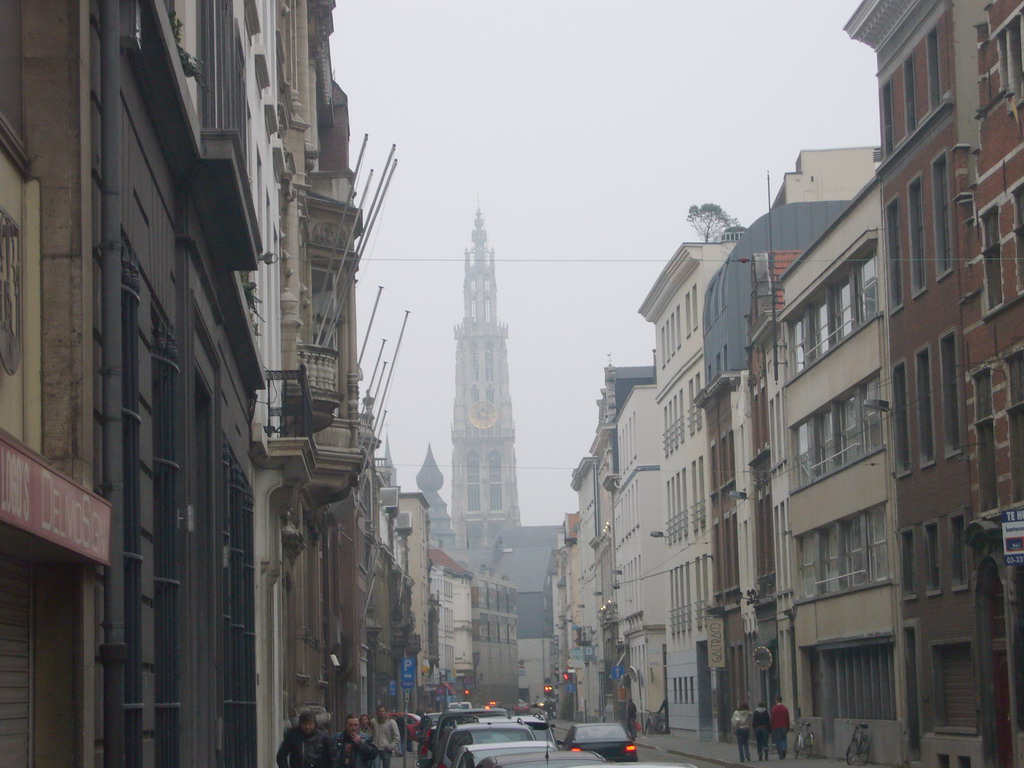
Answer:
[[429, 548, 471, 574]]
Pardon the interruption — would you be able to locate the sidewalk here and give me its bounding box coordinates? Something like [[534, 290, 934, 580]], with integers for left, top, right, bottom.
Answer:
[[550, 720, 850, 768]]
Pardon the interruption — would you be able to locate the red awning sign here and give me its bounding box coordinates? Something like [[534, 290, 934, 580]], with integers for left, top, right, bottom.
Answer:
[[0, 431, 111, 564]]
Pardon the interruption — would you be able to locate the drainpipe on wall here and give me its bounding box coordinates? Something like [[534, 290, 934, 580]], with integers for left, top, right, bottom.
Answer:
[[99, 1, 125, 766]]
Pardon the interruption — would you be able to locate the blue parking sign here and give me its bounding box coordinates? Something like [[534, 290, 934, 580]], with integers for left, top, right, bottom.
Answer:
[[389, 680, 397, 696], [401, 657, 416, 689]]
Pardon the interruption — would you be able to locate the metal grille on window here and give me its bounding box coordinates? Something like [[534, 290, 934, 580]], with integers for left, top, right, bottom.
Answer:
[[0, 207, 21, 375], [121, 253, 144, 767], [222, 440, 256, 766], [153, 320, 180, 768]]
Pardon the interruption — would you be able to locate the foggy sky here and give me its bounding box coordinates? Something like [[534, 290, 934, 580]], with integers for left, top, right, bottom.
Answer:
[[330, 2, 881, 527]]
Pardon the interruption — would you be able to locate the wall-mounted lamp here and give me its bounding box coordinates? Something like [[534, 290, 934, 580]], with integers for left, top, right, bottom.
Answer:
[[612, 583, 621, 590], [259, 251, 279, 265], [593, 591, 604, 596], [649, 531, 665, 538], [613, 569, 623, 575], [729, 490, 748, 500], [863, 399, 890, 413]]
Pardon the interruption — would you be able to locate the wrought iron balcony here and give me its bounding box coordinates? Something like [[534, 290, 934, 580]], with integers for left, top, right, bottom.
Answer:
[[264, 369, 313, 439]]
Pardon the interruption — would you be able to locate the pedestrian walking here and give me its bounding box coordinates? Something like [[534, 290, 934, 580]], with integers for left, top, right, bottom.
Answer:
[[336, 714, 380, 768], [392, 713, 407, 756], [625, 698, 638, 740], [277, 710, 336, 768], [751, 702, 771, 760], [358, 714, 373, 742], [371, 705, 402, 768], [731, 702, 752, 763], [770, 696, 790, 759]]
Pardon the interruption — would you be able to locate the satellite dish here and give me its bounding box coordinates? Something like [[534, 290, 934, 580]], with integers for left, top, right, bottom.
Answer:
[[753, 645, 773, 671]]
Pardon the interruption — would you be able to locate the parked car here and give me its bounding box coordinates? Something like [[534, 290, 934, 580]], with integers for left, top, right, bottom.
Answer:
[[450, 741, 566, 768], [429, 721, 537, 768], [512, 701, 531, 716], [423, 709, 511, 761], [471, 713, 554, 744], [449, 701, 473, 710], [560, 723, 637, 763], [476, 750, 605, 768], [419, 714, 438, 757]]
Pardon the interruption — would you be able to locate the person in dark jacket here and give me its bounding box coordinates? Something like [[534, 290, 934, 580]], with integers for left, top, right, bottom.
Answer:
[[277, 711, 336, 768], [751, 702, 771, 760], [336, 713, 380, 768]]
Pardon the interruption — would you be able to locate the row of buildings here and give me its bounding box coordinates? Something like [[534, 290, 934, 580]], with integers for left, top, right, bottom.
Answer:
[[0, 0, 449, 766], [556, 2, 1024, 767]]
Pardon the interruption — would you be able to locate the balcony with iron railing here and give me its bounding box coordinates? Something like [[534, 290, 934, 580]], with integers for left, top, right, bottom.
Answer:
[[694, 599, 707, 630], [669, 606, 685, 633], [666, 507, 687, 542], [662, 415, 685, 455], [264, 368, 314, 439], [794, 433, 880, 489], [689, 499, 706, 531]]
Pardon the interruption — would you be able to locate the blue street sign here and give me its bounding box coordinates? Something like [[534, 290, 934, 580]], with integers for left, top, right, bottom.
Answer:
[[401, 657, 416, 689], [610, 665, 625, 680], [565, 682, 576, 693], [389, 680, 397, 696]]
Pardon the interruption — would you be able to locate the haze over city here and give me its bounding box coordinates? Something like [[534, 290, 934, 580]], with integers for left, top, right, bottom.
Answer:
[[335, 3, 882, 524]]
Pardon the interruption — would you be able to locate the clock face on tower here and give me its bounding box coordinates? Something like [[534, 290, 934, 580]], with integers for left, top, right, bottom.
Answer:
[[468, 400, 498, 429]]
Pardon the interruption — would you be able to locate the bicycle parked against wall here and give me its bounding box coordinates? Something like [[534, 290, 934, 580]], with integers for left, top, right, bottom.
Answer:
[[794, 719, 815, 759], [643, 710, 668, 735], [846, 721, 870, 765]]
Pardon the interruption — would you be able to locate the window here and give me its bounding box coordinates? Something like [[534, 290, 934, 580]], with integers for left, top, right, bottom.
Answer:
[[488, 451, 502, 510], [927, 26, 941, 108], [882, 80, 894, 154], [950, 515, 967, 587], [933, 155, 951, 274], [886, 200, 903, 308], [793, 380, 884, 486], [975, 368, 996, 506], [925, 522, 940, 591], [822, 643, 895, 720], [1016, 188, 1024, 290], [904, 56, 918, 132], [467, 453, 480, 511], [998, 16, 1023, 96], [893, 364, 911, 472], [902, 529, 916, 594], [940, 333, 961, 452], [916, 348, 935, 463], [797, 508, 888, 598], [857, 255, 878, 322], [0, 0, 23, 136], [485, 347, 493, 381], [1009, 352, 1024, 501], [685, 292, 692, 336], [909, 179, 926, 291], [983, 207, 1003, 310]]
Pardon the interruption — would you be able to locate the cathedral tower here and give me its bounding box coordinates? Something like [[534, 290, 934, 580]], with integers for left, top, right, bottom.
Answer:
[[451, 210, 521, 548]]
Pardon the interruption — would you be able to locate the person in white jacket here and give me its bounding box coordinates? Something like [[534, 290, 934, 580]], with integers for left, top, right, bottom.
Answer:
[[730, 702, 753, 762], [371, 706, 402, 768]]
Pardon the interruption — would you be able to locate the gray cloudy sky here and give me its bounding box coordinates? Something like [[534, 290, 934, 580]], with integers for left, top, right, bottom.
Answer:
[[330, 2, 881, 527]]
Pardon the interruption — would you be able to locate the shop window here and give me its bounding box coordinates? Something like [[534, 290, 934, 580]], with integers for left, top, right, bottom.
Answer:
[[982, 208, 1003, 310], [933, 154, 951, 274]]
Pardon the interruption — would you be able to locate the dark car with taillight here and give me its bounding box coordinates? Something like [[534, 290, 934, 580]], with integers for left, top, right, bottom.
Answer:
[[560, 723, 637, 763]]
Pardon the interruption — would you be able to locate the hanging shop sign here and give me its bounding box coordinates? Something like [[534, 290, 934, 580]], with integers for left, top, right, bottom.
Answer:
[[0, 430, 111, 564], [1002, 508, 1024, 567], [707, 617, 726, 669]]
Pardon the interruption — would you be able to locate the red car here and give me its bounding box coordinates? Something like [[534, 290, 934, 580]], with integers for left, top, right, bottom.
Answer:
[[389, 712, 421, 744]]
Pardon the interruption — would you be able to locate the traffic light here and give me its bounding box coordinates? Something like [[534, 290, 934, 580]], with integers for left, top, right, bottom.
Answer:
[[543, 684, 553, 694], [464, 689, 470, 696], [562, 671, 569, 681]]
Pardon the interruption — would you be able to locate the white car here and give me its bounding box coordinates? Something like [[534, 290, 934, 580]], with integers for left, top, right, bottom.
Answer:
[[449, 701, 473, 710]]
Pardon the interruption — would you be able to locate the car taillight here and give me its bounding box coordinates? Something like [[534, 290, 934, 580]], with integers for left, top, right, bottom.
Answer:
[[624, 744, 637, 752], [570, 748, 582, 752]]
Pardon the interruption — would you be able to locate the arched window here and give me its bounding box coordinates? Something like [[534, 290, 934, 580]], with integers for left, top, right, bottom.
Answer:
[[486, 386, 494, 402], [467, 453, 480, 511], [489, 451, 502, 509], [471, 385, 479, 403], [472, 347, 479, 379], [484, 298, 491, 322], [485, 347, 494, 381]]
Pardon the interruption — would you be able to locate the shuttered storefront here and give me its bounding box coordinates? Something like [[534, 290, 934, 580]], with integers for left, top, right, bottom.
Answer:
[[0, 555, 30, 768]]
